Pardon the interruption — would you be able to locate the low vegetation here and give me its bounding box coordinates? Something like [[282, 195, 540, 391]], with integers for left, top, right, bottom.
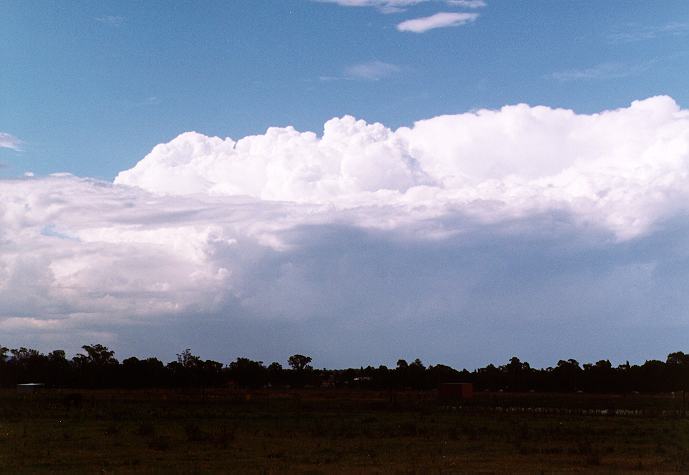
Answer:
[[3, 344, 689, 471], [1, 388, 688, 472]]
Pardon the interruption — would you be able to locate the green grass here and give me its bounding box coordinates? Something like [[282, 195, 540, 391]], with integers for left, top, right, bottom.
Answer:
[[0, 388, 687, 473]]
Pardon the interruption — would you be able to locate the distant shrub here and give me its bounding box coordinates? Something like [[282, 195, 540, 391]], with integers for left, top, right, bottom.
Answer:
[[136, 422, 155, 437], [148, 436, 171, 451], [184, 422, 209, 442], [104, 423, 120, 436]]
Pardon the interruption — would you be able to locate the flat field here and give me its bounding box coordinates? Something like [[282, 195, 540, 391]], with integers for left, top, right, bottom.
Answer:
[[1, 388, 688, 473]]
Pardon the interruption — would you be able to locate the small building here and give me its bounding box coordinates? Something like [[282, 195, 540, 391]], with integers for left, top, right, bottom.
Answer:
[[438, 382, 474, 401], [17, 383, 45, 394]]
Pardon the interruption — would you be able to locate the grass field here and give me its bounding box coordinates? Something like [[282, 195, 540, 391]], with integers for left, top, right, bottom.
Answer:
[[1, 388, 688, 473]]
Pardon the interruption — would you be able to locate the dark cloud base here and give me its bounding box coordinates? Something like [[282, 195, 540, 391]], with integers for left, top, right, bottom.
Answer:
[[5, 211, 688, 369]]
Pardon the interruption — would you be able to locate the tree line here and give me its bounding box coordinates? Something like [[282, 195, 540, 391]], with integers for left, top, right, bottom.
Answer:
[[1, 344, 688, 393]]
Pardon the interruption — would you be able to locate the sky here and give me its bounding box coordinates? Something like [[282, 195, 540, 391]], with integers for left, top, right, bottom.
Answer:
[[1, 0, 689, 369]]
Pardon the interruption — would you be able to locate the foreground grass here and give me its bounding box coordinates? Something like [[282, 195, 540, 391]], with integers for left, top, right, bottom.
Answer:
[[0, 389, 688, 473]]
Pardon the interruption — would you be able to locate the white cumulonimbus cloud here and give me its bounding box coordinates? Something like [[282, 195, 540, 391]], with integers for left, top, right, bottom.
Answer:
[[116, 96, 689, 240], [3, 96, 689, 365]]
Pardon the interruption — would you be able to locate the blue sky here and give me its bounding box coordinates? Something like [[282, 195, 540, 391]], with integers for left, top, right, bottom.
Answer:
[[2, 0, 688, 178], [2, 1, 689, 368]]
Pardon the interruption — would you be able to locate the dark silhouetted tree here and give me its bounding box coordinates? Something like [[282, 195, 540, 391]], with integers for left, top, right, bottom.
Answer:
[[228, 357, 267, 388], [74, 344, 117, 366], [176, 349, 202, 368], [72, 344, 118, 387], [288, 354, 312, 371]]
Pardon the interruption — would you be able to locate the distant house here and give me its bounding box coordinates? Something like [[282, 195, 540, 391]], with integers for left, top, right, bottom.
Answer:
[[17, 383, 45, 394], [438, 382, 474, 401]]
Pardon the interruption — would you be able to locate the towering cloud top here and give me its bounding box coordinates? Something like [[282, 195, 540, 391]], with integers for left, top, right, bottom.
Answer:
[[116, 96, 689, 239]]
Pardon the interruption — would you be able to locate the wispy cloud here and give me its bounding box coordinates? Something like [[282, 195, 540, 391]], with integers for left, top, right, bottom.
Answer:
[[121, 96, 162, 110], [320, 60, 401, 81], [0, 132, 23, 151], [316, 0, 486, 13], [95, 15, 125, 27], [139, 96, 161, 106], [397, 12, 478, 33], [551, 61, 653, 82], [446, 0, 485, 7], [316, 0, 424, 13], [608, 22, 689, 43], [344, 61, 401, 80]]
